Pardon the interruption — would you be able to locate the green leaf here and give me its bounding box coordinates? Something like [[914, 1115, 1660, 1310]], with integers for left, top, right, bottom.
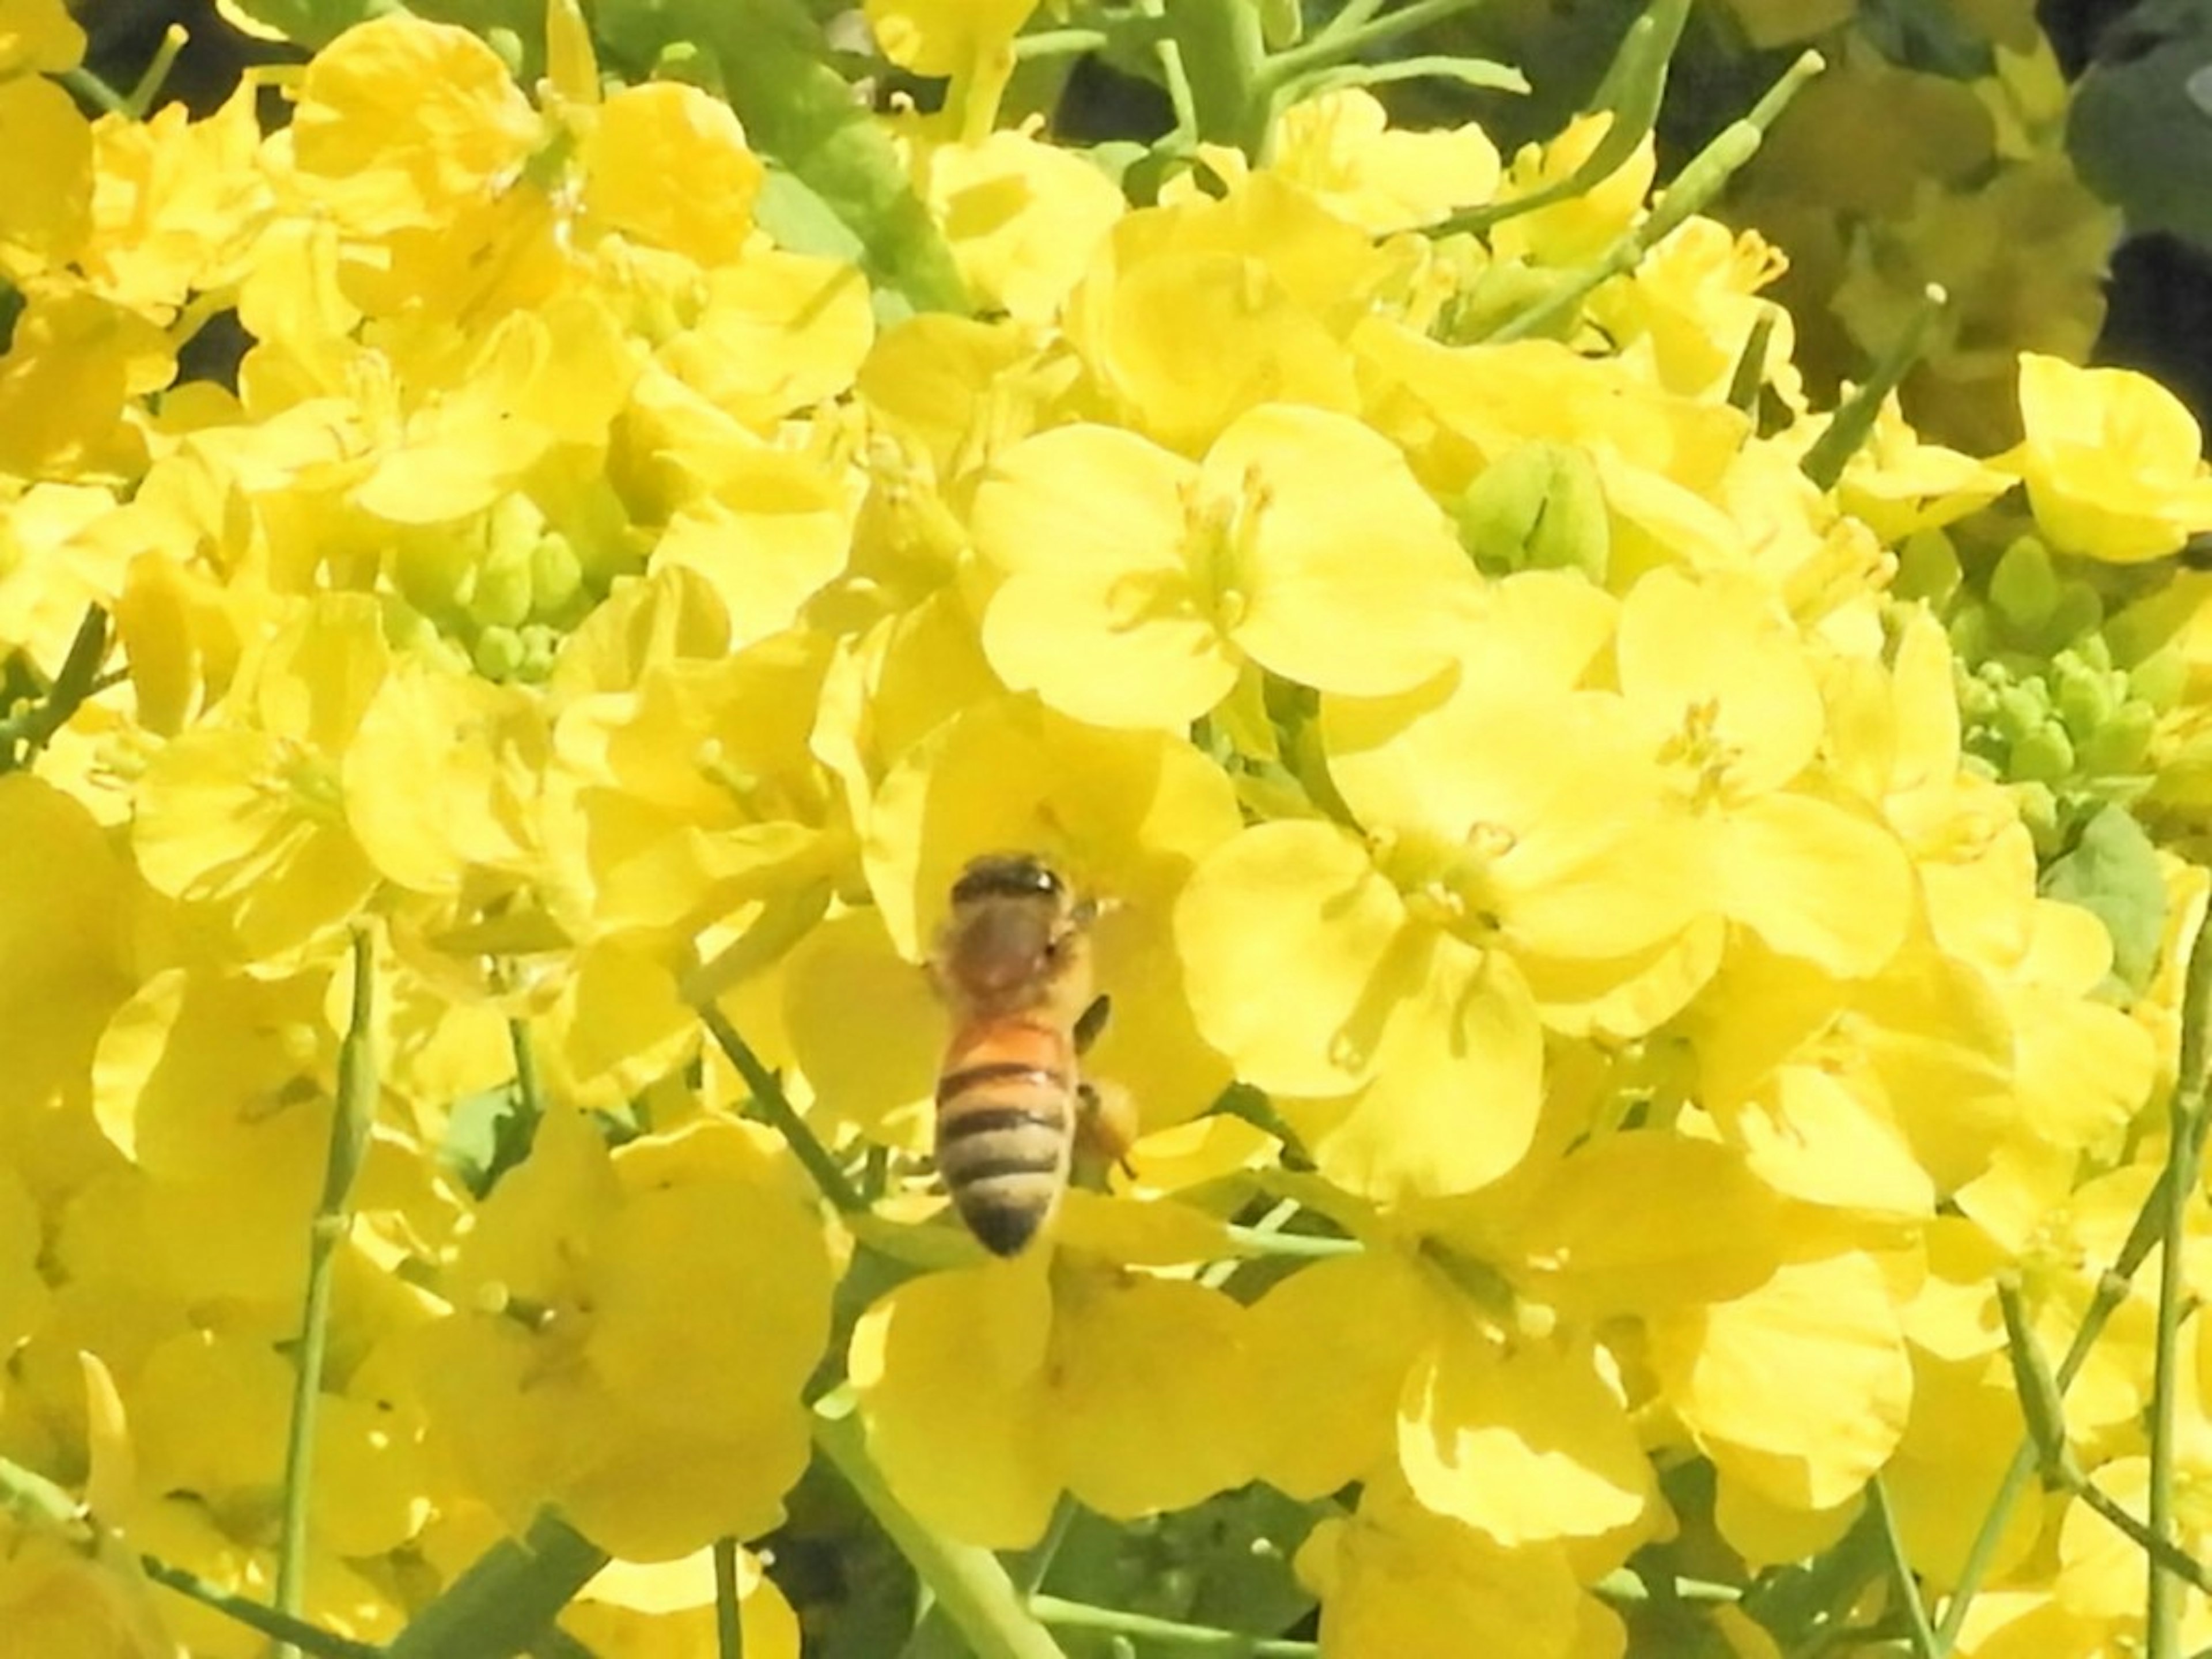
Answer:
[[2068, 0, 2212, 250], [596, 0, 969, 315], [2039, 803, 2169, 993]]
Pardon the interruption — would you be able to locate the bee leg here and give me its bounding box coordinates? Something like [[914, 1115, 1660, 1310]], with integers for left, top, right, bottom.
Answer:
[[1075, 1078, 1138, 1177], [1073, 993, 1112, 1055]]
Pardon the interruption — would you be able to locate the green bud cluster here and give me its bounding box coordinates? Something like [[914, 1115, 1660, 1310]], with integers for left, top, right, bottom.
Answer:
[[384, 488, 640, 683], [1938, 534, 2180, 854]]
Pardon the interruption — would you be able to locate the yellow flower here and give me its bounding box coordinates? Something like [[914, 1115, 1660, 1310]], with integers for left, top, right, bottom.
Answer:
[[906, 127, 1124, 323], [649, 442, 857, 649], [1179, 578, 1710, 1200], [418, 1108, 835, 1558], [123, 1330, 410, 1649], [1832, 393, 2013, 543], [0, 290, 171, 480], [969, 403, 1478, 729], [1616, 566, 1915, 979], [0, 0, 85, 77], [867, 0, 1037, 141], [529, 570, 843, 969], [287, 14, 542, 239], [0, 775, 134, 1129], [1063, 176, 1382, 453], [641, 247, 875, 440], [0, 72, 91, 281], [1270, 90, 1502, 234], [1593, 217, 1797, 406], [1493, 113, 1654, 268], [342, 654, 547, 897], [1883, 1353, 2039, 1590], [867, 0, 1037, 75], [2003, 351, 2212, 562], [131, 595, 389, 963], [560, 1550, 801, 1659], [850, 1249, 1255, 1547], [1296, 1473, 1613, 1659], [82, 86, 270, 320], [579, 81, 762, 270], [1647, 1242, 1914, 1514]]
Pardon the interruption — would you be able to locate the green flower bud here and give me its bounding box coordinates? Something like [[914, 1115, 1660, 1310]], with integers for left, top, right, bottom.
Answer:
[[473, 539, 535, 631], [2012, 780, 2061, 855], [473, 624, 526, 682], [2077, 699, 2155, 775], [530, 532, 586, 620], [1995, 681, 2051, 743], [1989, 536, 2059, 633], [2053, 655, 2119, 737], [2046, 579, 2104, 647], [1895, 529, 1962, 608], [2010, 721, 2076, 783]]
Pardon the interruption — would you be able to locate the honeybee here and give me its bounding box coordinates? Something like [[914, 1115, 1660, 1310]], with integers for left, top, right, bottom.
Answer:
[[929, 853, 1119, 1256]]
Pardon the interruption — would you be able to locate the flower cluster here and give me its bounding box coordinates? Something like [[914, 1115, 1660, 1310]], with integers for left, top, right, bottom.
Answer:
[[3, 1, 2212, 1656]]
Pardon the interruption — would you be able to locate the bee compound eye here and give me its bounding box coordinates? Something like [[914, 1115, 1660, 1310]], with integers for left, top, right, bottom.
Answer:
[[952, 853, 1066, 905]]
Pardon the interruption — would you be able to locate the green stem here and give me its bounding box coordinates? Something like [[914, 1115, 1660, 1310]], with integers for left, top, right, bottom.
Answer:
[[1160, 0, 1273, 157], [1870, 1478, 1938, 1659], [1799, 285, 1946, 490], [386, 1510, 609, 1659], [2148, 896, 2212, 1656], [59, 65, 131, 117], [812, 1399, 1070, 1659], [124, 23, 189, 118], [0, 1453, 85, 1532], [1433, 0, 1689, 237], [714, 1536, 744, 1659], [139, 1556, 382, 1659], [1593, 1568, 1741, 1605], [1028, 1596, 1317, 1654], [510, 1018, 545, 1121], [1265, 0, 1482, 83], [696, 1002, 865, 1214], [1202, 1199, 1299, 1288], [1014, 28, 1111, 59], [1938, 902, 2212, 1653], [1308, 0, 1392, 46], [1491, 49, 1823, 344], [0, 605, 109, 772], [1274, 54, 1525, 105], [2072, 1474, 2212, 1595], [1727, 312, 1779, 414], [1012, 1494, 1081, 1604], [1220, 1223, 1361, 1259], [275, 926, 377, 1656], [1935, 1198, 2172, 1650]]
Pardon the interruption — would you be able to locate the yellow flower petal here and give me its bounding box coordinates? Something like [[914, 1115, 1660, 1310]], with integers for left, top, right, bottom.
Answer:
[[1650, 1250, 1912, 1512], [1399, 1326, 1652, 1546]]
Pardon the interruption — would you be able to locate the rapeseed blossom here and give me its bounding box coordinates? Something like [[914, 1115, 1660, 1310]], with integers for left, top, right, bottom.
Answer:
[[3, 5, 2212, 1657]]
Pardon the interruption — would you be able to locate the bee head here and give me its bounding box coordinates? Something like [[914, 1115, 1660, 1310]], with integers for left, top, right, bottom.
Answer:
[[934, 852, 1095, 1013], [949, 853, 1065, 908]]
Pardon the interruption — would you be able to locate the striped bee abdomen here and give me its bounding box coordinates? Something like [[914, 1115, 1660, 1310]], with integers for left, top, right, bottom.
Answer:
[[936, 1024, 1076, 1257]]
